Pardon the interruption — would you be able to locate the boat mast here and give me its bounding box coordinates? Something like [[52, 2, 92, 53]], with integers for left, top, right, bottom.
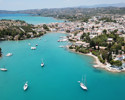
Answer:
[[84, 75, 86, 86], [82, 75, 83, 82]]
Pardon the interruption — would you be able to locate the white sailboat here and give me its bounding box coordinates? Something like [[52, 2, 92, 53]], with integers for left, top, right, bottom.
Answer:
[[80, 76, 87, 90], [6, 53, 12, 57], [23, 81, 28, 91], [0, 66, 7, 71], [41, 59, 44, 67]]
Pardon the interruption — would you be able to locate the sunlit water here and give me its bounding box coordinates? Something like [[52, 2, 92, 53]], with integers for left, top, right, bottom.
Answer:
[[0, 33, 125, 100], [0, 14, 64, 24]]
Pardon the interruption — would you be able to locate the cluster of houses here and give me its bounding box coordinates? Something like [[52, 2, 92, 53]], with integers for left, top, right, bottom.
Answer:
[[35, 15, 125, 41]]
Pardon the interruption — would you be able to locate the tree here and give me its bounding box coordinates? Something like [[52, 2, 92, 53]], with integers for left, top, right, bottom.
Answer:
[[102, 50, 108, 60], [103, 29, 107, 34], [43, 24, 50, 31], [110, 60, 122, 67]]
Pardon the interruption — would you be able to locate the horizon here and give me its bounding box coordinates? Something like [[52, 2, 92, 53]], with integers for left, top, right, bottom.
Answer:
[[0, 0, 125, 11]]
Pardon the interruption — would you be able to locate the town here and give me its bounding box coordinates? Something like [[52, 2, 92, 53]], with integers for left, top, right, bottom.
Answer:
[[0, 14, 125, 72]]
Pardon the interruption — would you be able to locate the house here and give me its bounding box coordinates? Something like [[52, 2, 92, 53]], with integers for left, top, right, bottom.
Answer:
[[107, 38, 113, 43]]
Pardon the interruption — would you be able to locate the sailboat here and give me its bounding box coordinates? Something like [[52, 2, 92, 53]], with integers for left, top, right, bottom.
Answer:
[[23, 81, 28, 91], [0, 66, 7, 71], [41, 59, 44, 67], [80, 76, 87, 90]]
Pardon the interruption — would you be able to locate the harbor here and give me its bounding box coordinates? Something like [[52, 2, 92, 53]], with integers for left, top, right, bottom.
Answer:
[[0, 33, 125, 100]]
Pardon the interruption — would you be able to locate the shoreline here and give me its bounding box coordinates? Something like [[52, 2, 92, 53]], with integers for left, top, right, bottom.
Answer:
[[1, 31, 125, 73], [68, 48, 125, 73], [0, 31, 67, 42]]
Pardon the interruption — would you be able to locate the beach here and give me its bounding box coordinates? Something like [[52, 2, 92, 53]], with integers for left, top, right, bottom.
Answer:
[[68, 48, 125, 73]]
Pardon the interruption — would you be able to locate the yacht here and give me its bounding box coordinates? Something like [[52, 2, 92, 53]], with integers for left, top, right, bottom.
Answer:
[[6, 53, 12, 57], [31, 47, 36, 50], [0, 66, 7, 71], [80, 76, 87, 90], [41, 59, 44, 67], [23, 81, 28, 91]]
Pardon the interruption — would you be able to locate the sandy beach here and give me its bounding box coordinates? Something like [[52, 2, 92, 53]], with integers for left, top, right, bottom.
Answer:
[[68, 48, 125, 73]]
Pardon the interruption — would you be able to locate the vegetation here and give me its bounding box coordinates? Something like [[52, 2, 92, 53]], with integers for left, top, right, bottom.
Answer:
[[99, 17, 117, 23], [0, 19, 44, 40], [43, 24, 50, 31], [110, 60, 122, 67], [78, 29, 124, 66], [12, 7, 125, 21]]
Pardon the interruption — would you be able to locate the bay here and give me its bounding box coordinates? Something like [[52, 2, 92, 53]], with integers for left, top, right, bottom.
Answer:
[[0, 33, 125, 100]]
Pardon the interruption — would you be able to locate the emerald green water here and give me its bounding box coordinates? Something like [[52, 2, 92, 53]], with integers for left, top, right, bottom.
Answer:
[[0, 33, 125, 100]]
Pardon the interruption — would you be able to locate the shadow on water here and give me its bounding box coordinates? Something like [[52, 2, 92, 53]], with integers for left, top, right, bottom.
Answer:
[[93, 68, 102, 73]]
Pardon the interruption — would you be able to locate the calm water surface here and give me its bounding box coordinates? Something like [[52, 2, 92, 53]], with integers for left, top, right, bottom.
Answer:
[[0, 14, 64, 24], [0, 33, 125, 100]]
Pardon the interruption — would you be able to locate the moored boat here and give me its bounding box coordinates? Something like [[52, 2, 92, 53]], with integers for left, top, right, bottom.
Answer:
[[6, 53, 12, 57], [80, 76, 87, 90], [0, 66, 7, 71], [23, 81, 28, 91], [41, 59, 44, 67], [31, 47, 36, 50]]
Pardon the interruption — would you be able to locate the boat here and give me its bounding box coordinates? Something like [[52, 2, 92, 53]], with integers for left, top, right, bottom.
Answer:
[[41, 59, 44, 67], [59, 45, 64, 48], [80, 76, 87, 90], [36, 44, 38, 46], [6, 53, 12, 57], [0, 66, 7, 71], [31, 47, 36, 50], [23, 81, 28, 91]]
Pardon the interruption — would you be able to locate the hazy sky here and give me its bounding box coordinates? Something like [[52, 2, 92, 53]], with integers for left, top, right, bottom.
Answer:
[[0, 0, 125, 10]]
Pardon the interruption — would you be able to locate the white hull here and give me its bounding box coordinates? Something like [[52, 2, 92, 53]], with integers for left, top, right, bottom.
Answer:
[[80, 83, 87, 90], [23, 82, 28, 91], [31, 47, 36, 50], [41, 63, 44, 67], [6, 53, 12, 57], [0, 68, 7, 71]]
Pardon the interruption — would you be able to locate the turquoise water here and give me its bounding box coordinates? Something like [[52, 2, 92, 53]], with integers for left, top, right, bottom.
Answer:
[[0, 33, 125, 100], [0, 14, 64, 24]]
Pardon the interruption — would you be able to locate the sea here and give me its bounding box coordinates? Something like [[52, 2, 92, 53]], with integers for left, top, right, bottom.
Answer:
[[0, 14, 125, 100], [0, 13, 64, 24]]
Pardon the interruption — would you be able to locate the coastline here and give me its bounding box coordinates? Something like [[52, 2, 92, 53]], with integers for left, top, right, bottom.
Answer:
[[68, 48, 125, 73], [1, 30, 125, 73]]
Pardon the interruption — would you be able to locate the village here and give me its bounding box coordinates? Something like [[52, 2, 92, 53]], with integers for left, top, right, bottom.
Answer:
[[34, 15, 125, 72]]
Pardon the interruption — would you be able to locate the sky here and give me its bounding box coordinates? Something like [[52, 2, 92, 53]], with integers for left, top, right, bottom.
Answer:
[[0, 0, 125, 10]]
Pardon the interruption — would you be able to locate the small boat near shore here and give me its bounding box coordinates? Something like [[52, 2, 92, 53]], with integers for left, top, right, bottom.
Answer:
[[59, 45, 65, 48], [23, 81, 28, 91], [58, 38, 68, 42], [80, 76, 87, 90], [0, 66, 7, 71], [31, 47, 36, 50], [6, 53, 12, 57]]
